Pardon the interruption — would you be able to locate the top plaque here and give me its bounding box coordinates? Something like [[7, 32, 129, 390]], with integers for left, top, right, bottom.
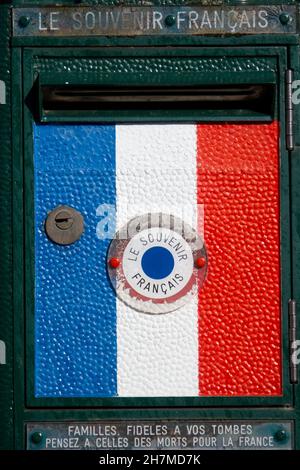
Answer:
[[13, 5, 297, 37]]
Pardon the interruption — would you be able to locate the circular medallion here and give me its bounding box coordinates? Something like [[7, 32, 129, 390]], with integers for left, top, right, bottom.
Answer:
[[107, 214, 207, 314]]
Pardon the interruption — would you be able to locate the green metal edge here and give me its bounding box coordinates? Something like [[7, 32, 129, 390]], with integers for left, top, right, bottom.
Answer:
[[0, 5, 14, 451], [18, 46, 292, 412], [5, 0, 299, 6], [289, 45, 300, 450], [11, 34, 299, 48], [12, 47, 25, 453], [278, 49, 293, 408]]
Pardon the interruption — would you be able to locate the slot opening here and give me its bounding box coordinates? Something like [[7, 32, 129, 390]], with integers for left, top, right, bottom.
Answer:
[[42, 84, 274, 115]]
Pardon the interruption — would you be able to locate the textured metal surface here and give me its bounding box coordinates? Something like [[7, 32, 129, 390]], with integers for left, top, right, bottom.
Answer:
[[34, 122, 282, 398], [286, 69, 294, 150], [13, 6, 297, 37], [36, 56, 276, 76], [198, 122, 281, 396], [0, 5, 13, 450], [114, 124, 200, 397], [26, 420, 293, 450], [34, 123, 203, 398], [34, 124, 117, 397]]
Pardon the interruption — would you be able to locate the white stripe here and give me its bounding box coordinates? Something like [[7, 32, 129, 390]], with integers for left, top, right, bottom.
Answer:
[[116, 125, 198, 396]]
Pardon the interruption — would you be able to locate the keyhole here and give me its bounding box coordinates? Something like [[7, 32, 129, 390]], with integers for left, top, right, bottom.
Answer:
[[55, 210, 74, 230]]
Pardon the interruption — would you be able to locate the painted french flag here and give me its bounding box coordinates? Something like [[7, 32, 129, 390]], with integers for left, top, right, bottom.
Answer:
[[34, 122, 281, 398]]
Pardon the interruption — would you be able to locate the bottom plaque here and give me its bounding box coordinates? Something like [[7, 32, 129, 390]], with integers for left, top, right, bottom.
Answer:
[[27, 420, 293, 450]]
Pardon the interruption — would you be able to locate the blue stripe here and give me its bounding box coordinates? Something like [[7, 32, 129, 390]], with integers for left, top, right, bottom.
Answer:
[[34, 124, 117, 397]]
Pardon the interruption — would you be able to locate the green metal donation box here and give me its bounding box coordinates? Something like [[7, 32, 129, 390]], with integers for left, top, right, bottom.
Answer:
[[0, 0, 300, 451]]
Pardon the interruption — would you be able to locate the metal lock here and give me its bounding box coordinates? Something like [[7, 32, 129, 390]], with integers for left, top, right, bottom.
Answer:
[[45, 205, 84, 245]]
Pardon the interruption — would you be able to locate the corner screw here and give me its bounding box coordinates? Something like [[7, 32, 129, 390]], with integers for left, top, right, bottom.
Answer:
[[31, 431, 43, 444], [279, 12, 291, 25], [18, 16, 31, 28], [165, 15, 176, 27], [274, 429, 287, 442]]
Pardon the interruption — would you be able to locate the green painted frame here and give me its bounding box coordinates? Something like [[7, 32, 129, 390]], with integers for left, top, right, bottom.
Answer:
[[0, 0, 297, 451], [6, 0, 299, 7], [17, 46, 292, 410], [0, 4, 14, 451]]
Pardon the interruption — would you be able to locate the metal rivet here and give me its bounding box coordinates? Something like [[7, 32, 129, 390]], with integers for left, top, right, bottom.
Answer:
[[31, 432, 43, 444], [274, 429, 287, 442], [195, 257, 206, 268], [165, 15, 176, 27], [109, 257, 121, 269], [279, 12, 291, 25], [18, 16, 30, 28]]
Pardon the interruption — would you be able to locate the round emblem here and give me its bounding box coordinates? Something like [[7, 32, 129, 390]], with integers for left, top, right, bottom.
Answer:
[[107, 214, 207, 314]]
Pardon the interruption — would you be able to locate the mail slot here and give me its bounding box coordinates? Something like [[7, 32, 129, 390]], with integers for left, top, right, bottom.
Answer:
[[0, 0, 299, 452]]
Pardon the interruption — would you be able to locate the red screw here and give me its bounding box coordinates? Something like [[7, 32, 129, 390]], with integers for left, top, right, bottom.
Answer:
[[108, 257, 121, 269], [195, 257, 206, 268]]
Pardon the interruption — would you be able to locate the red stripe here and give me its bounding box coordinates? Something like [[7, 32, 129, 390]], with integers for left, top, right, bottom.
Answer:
[[197, 122, 281, 396]]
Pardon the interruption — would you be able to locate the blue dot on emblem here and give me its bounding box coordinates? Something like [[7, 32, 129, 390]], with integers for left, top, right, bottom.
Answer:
[[141, 246, 175, 280]]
